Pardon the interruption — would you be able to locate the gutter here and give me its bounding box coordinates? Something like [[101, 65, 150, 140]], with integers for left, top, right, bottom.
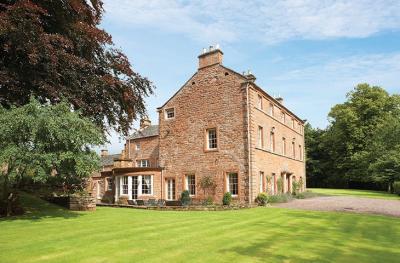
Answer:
[[245, 82, 253, 204]]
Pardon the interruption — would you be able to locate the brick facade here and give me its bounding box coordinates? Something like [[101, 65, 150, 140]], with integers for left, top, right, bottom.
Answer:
[[93, 46, 306, 205]]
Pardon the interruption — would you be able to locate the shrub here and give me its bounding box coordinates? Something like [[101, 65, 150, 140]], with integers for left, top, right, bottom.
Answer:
[[393, 181, 400, 195], [180, 190, 191, 206], [268, 193, 293, 203], [292, 180, 300, 195], [202, 196, 213, 206], [277, 178, 283, 193], [255, 192, 269, 206], [222, 192, 232, 206]]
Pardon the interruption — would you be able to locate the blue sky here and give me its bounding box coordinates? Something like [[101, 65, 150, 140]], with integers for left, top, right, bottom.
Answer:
[[100, 0, 400, 154]]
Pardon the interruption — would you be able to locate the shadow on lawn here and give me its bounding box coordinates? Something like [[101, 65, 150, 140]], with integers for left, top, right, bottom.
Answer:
[[0, 192, 83, 222], [218, 209, 400, 262]]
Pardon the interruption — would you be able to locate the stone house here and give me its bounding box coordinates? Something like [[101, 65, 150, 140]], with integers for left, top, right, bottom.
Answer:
[[92, 46, 306, 204]]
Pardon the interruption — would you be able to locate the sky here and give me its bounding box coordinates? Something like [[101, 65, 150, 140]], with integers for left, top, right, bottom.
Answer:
[[100, 0, 400, 154]]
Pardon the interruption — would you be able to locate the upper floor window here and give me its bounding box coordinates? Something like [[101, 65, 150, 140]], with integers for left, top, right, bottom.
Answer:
[[257, 126, 264, 148], [165, 108, 175, 119], [257, 94, 263, 110], [186, 174, 196, 196], [136, 159, 150, 168], [292, 141, 296, 158], [291, 119, 295, 129], [281, 112, 286, 123], [282, 137, 286, 156], [142, 175, 153, 195], [259, 171, 264, 193], [269, 103, 274, 116], [135, 143, 140, 151], [206, 128, 218, 150], [227, 173, 238, 196], [270, 130, 275, 152]]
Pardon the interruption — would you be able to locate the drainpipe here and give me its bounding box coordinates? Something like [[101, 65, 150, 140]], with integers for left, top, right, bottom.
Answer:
[[245, 82, 253, 204]]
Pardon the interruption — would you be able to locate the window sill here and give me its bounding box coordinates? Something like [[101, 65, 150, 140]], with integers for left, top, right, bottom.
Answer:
[[204, 148, 218, 153]]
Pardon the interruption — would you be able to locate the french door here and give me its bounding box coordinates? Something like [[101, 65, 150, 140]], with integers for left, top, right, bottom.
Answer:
[[166, 179, 175, 200], [132, 176, 138, 200]]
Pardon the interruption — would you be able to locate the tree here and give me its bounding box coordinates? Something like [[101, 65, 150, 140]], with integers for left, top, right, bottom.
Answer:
[[0, 0, 154, 135], [367, 115, 400, 192], [324, 84, 399, 185], [0, 98, 105, 216]]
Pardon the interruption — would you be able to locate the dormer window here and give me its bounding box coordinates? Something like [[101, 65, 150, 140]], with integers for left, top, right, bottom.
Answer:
[[165, 108, 175, 119]]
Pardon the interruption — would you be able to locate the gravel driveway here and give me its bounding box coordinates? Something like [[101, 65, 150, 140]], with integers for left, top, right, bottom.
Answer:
[[274, 196, 400, 217]]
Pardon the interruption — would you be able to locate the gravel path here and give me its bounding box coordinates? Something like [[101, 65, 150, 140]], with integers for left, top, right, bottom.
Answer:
[[274, 196, 400, 217]]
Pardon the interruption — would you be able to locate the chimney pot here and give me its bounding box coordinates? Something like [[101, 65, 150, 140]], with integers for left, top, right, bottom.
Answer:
[[140, 117, 151, 130], [276, 96, 284, 104]]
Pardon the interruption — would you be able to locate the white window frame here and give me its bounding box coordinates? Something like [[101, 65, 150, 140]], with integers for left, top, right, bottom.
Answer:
[[259, 171, 264, 193], [226, 173, 238, 196], [141, 175, 153, 195], [165, 108, 175, 119], [122, 176, 128, 195], [135, 143, 140, 151], [257, 126, 264, 148], [257, 94, 263, 110], [207, 128, 218, 150], [185, 174, 196, 196], [136, 159, 150, 168]]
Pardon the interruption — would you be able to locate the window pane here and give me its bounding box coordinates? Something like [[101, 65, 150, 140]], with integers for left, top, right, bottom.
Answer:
[[208, 129, 217, 149], [228, 173, 238, 195], [142, 175, 152, 194], [187, 175, 196, 195], [122, 176, 128, 195]]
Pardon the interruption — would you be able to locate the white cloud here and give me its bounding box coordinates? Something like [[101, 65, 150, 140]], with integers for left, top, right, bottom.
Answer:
[[103, 0, 400, 44]]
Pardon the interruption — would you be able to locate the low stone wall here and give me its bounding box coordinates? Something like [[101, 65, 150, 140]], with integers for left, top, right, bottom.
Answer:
[[44, 196, 96, 211], [97, 203, 256, 211], [69, 196, 96, 211]]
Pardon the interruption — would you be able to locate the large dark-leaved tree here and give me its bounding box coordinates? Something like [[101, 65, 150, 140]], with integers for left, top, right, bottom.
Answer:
[[0, 0, 154, 135]]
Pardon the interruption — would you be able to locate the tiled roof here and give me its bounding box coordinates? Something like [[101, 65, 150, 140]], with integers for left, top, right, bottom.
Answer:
[[101, 154, 121, 166], [128, 125, 159, 140]]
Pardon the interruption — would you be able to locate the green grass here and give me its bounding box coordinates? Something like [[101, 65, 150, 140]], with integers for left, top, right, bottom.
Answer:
[[309, 188, 400, 200], [1, 193, 399, 263]]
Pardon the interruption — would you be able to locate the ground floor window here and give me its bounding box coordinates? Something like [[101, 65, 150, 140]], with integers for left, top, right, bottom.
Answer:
[[227, 173, 238, 196], [122, 176, 128, 195], [166, 178, 175, 200], [107, 178, 113, 191], [142, 175, 152, 195], [186, 174, 196, 196]]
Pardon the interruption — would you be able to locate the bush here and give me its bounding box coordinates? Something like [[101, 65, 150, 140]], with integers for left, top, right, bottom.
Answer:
[[292, 180, 300, 195], [393, 181, 400, 195], [222, 192, 232, 206], [180, 190, 191, 206], [202, 196, 213, 206], [255, 192, 268, 206], [268, 193, 293, 204]]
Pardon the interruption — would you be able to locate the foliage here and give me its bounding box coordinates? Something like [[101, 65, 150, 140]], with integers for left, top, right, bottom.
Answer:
[[255, 192, 268, 206], [0, 0, 154, 135], [276, 177, 283, 193], [393, 182, 400, 196], [291, 179, 301, 195], [199, 175, 216, 196], [202, 196, 213, 206], [293, 191, 320, 199], [268, 193, 293, 203], [180, 190, 191, 206], [0, 98, 104, 216], [305, 84, 400, 190], [222, 192, 232, 206]]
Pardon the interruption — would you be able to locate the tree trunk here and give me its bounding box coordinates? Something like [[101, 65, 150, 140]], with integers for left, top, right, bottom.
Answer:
[[2, 172, 11, 217]]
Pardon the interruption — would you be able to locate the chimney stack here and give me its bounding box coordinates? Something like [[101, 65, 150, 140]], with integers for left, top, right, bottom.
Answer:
[[244, 69, 256, 82], [275, 95, 284, 104], [140, 117, 151, 130], [198, 44, 223, 69], [100, 149, 108, 157]]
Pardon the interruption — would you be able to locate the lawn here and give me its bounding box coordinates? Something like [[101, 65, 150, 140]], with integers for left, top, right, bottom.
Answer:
[[0, 194, 399, 263], [309, 188, 400, 200]]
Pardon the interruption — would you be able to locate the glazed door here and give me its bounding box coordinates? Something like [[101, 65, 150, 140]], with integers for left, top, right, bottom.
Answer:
[[132, 176, 138, 200], [166, 179, 175, 201]]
